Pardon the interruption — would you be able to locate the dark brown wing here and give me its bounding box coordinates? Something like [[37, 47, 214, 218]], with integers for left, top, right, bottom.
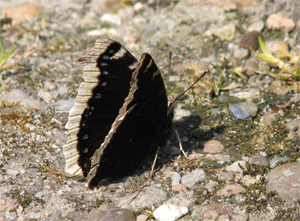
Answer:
[[87, 52, 173, 188], [63, 39, 137, 176]]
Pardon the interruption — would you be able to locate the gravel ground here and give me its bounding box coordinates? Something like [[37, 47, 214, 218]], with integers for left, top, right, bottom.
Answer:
[[1, 0, 300, 220]]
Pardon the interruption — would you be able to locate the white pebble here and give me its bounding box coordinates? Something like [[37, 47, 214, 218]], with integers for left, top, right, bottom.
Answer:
[[153, 204, 188, 221]]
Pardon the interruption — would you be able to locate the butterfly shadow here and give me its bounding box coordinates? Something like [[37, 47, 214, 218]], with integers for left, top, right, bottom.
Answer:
[[88, 115, 226, 188], [162, 114, 227, 157]]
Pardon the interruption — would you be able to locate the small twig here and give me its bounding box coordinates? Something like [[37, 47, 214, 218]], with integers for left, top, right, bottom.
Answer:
[[150, 147, 160, 179], [23, 161, 85, 182], [126, 185, 148, 208], [175, 129, 190, 160]]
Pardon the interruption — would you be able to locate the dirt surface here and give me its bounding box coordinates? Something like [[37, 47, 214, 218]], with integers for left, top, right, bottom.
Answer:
[[1, 0, 300, 220]]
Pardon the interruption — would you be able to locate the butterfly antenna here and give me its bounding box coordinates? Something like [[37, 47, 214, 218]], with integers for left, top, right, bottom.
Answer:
[[166, 50, 172, 92], [173, 70, 208, 104]]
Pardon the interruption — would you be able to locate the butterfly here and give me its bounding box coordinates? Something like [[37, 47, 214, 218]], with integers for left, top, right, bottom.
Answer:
[[63, 39, 174, 188]]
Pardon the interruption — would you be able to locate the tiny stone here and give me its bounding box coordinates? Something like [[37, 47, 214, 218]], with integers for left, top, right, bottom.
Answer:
[[287, 130, 297, 140], [241, 175, 256, 186], [218, 95, 228, 103], [172, 172, 181, 186], [2, 89, 42, 109], [208, 153, 231, 163], [118, 187, 167, 211], [247, 20, 265, 32], [205, 180, 218, 191], [232, 88, 260, 99], [217, 184, 246, 197], [203, 140, 224, 153], [270, 156, 289, 168], [203, 210, 219, 220], [190, 24, 207, 34], [226, 161, 247, 173], [181, 169, 206, 188], [231, 212, 249, 221], [218, 215, 230, 221], [261, 112, 280, 125], [53, 99, 75, 112], [100, 13, 121, 25], [239, 31, 262, 50], [265, 41, 289, 55], [229, 102, 258, 120], [0, 174, 4, 182], [38, 90, 54, 103], [203, 203, 234, 216], [269, 80, 289, 96], [243, 58, 260, 76], [266, 12, 295, 32], [88, 205, 135, 221], [5, 211, 17, 220], [286, 119, 300, 131], [153, 204, 188, 221], [248, 155, 269, 166], [6, 169, 19, 176], [136, 214, 149, 221], [57, 85, 68, 95], [204, 24, 235, 41], [210, 108, 219, 114], [133, 2, 145, 12], [218, 171, 234, 182], [172, 183, 187, 192], [232, 45, 249, 58], [44, 81, 56, 90]]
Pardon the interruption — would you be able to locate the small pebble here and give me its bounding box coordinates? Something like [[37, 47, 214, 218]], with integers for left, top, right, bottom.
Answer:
[[153, 204, 188, 221], [136, 214, 149, 221], [243, 58, 260, 76], [247, 20, 265, 32], [248, 155, 269, 166], [6, 168, 19, 177], [229, 102, 258, 120], [88, 205, 135, 221], [53, 99, 75, 112], [232, 88, 260, 99], [286, 119, 300, 131], [172, 183, 187, 192], [239, 31, 262, 50], [219, 171, 234, 182], [231, 212, 249, 221], [241, 175, 256, 186], [226, 161, 247, 173], [203, 210, 219, 220], [181, 169, 206, 188], [100, 13, 121, 25], [57, 85, 68, 95], [2, 89, 42, 109], [269, 80, 289, 96], [203, 140, 224, 154], [261, 112, 280, 125], [204, 24, 235, 41], [217, 184, 246, 197], [270, 156, 289, 168], [265, 40, 289, 55], [172, 172, 181, 186], [266, 12, 295, 32], [117, 187, 167, 211]]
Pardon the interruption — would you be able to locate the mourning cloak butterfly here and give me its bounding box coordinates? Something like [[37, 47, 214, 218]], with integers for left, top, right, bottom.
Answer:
[[63, 39, 174, 188]]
